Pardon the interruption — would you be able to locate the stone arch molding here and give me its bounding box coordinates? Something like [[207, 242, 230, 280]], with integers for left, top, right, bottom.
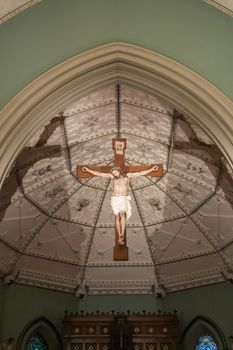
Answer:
[[16, 317, 62, 350], [0, 42, 233, 187], [180, 315, 227, 349]]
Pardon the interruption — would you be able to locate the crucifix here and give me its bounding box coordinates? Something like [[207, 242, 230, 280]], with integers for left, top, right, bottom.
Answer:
[[76, 137, 163, 261]]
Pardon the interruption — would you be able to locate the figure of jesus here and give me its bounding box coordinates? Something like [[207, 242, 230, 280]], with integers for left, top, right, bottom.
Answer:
[[82, 165, 158, 245]]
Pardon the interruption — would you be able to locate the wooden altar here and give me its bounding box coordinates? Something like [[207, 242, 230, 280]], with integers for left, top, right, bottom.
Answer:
[[63, 311, 179, 350]]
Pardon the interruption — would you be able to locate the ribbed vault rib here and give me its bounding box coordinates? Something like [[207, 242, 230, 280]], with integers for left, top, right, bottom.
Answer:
[[78, 178, 111, 289], [121, 101, 172, 116], [128, 180, 160, 288], [0, 238, 19, 253], [141, 173, 223, 263], [122, 131, 169, 147], [167, 110, 177, 171], [18, 161, 114, 258], [22, 250, 85, 266], [1, 82, 233, 293], [116, 83, 121, 138], [61, 112, 72, 174], [9, 166, 97, 270]]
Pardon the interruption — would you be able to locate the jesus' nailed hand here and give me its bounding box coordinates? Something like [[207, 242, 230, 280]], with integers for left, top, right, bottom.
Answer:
[[82, 165, 158, 245]]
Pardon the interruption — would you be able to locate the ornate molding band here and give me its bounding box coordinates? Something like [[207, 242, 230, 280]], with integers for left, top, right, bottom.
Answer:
[[0, 42, 233, 189], [14, 268, 225, 294]]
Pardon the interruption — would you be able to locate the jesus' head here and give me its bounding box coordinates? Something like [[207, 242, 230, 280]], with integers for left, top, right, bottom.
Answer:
[[111, 167, 124, 178]]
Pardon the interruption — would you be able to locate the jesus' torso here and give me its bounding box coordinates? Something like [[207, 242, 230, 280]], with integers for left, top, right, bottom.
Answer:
[[112, 176, 129, 196]]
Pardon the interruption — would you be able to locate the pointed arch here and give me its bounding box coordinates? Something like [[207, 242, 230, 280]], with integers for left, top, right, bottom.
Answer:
[[181, 315, 227, 350], [0, 42, 233, 188], [16, 317, 62, 350]]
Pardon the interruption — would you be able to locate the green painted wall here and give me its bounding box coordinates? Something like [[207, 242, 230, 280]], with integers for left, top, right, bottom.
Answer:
[[0, 284, 78, 343], [163, 282, 233, 342], [0, 283, 161, 344], [1, 282, 232, 347], [0, 0, 233, 111]]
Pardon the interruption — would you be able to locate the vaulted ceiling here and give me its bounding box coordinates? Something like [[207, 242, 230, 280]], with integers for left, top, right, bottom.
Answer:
[[0, 83, 233, 295]]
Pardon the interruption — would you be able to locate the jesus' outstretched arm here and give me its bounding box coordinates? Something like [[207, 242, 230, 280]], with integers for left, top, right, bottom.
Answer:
[[82, 166, 114, 179], [126, 165, 158, 178]]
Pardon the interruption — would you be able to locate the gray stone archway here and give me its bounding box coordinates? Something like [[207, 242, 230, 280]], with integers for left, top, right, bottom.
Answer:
[[0, 42, 233, 187]]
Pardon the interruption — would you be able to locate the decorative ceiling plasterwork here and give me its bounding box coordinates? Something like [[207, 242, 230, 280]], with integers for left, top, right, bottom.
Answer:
[[0, 0, 42, 24], [1, 83, 233, 296], [203, 0, 233, 16]]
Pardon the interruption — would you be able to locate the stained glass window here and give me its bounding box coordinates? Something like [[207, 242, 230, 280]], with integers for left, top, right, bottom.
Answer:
[[26, 334, 48, 350], [195, 335, 218, 350]]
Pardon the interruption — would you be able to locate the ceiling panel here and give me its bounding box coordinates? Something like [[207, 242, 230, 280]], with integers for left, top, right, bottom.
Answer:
[[69, 135, 115, 173], [120, 84, 174, 115], [64, 85, 116, 116], [171, 149, 220, 190], [19, 149, 69, 193], [0, 83, 232, 295], [26, 173, 80, 214], [18, 254, 82, 280], [157, 172, 213, 214], [121, 103, 172, 144], [85, 265, 155, 283], [147, 217, 214, 264], [193, 194, 233, 248], [65, 104, 116, 145], [0, 197, 47, 250], [134, 185, 185, 226], [122, 133, 169, 169], [53, 186, 105, 226], [174, 118, 222, 166], [88, 227, 153, 265], [157, 253, 223, 280], [25, 218, 91, 264]]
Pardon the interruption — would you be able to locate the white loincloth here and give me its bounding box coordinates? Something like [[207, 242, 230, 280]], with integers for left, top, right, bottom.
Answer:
[[111, 195, 132, 220]]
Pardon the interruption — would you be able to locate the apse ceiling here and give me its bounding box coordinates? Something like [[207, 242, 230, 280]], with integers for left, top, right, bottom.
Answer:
[[1, 83, 233, 296]]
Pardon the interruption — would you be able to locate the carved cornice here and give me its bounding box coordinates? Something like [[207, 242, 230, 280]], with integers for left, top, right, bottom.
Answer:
[[162, 267, 224, 292], [10, 249, 226, 294], [10, 265, 226, 294], [18, 268, 77, 292]]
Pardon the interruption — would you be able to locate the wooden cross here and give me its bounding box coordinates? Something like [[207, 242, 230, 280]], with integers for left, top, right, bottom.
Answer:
[[77, 138, 163, 261]]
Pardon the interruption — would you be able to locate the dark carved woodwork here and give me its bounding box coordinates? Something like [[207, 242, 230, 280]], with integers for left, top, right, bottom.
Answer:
[[110, 316, 132, 350], [63, 311, 179, 350]]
